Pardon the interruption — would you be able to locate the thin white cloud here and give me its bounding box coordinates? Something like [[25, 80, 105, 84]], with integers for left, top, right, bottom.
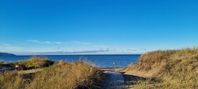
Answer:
[[54, 41, 62, 45], [103, 48, 138, 53], [71, 41, 91, 45], [1, 40, 145, 54], [27, 40, 39, 43], [0, 43, 143, 54], [27, 40, 63, 45], [27, 40, 92, 45]]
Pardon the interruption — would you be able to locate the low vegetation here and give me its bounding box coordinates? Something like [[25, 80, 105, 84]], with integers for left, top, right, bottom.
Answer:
[[0, 57, 54, 70], [0, 58, 102, 89], [15, 57, 54, 69], [124, 48, 198, 89]]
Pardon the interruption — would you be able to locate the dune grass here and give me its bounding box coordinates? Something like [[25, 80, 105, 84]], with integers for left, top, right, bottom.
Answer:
[[15, 57, 54, 69], [0, 59, 102, 89], [0, 57, 54, 70], [125, 48, 198, 89]]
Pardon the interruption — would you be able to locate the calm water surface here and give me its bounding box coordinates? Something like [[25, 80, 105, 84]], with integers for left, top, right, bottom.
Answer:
[[0, 55, 140, 67]]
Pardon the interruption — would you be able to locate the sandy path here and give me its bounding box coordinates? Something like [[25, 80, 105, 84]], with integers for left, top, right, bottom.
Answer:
[[103, 71, 125, 89]]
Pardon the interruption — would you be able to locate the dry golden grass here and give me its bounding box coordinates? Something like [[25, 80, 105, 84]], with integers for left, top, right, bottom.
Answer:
[[0, 60, 102, 89], [15, 57, 54, 69], [125, 48, 198, 89]]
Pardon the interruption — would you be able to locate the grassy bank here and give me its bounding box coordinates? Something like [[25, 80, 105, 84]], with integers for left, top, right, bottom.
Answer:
[[0, 58, 103, 89], [124, 48, 198, 89], [0, 57, 54, 70]]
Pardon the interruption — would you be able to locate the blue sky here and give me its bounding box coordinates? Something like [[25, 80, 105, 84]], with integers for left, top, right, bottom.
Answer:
[[0, 0, 198, 54]]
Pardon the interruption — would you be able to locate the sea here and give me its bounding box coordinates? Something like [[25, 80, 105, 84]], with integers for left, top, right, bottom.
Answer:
[[0, 54, 141, 67]]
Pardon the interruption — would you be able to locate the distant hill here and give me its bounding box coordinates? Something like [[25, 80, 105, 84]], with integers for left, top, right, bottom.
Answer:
[[0, 52, 15, 56]]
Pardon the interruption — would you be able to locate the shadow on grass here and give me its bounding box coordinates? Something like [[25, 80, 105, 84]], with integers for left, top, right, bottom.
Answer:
[[122, 73, 161, 88]]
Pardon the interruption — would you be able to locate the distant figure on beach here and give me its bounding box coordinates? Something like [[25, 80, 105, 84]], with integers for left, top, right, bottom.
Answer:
[[112, 61, 117, 68]]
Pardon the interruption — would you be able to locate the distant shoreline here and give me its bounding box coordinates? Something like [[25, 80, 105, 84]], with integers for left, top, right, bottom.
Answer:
[[15, 54, 141, 56], [0, 52, 16, 56]]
